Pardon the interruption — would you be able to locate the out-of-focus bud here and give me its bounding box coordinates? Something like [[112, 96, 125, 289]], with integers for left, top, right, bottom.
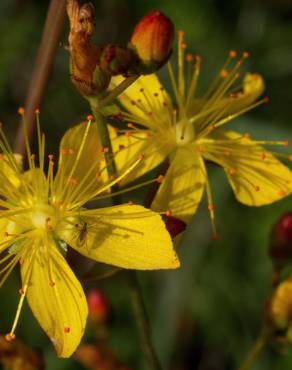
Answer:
[[129, 10, 174, 74], [75, 344, 131, 370], [67, 0, 111, 96], [268, 278, 292, 341], [269, 213, 292, 266], [0, 335, 44, 370], [163, 215, 186, 239], [87, 288, 110, 325], [100, 45, 134, 76]]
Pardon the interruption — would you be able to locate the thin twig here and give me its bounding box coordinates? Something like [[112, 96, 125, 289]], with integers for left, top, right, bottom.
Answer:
[[14, 0, 67, 155], [237, 331, 267, 370]]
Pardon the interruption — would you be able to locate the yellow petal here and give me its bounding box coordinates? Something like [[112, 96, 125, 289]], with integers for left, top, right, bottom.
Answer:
[[201, 129, 292, 205], [109, 125, 168, 184], [54, 121, 104, 207], [21, 237, 88, 357], [151, 147, 206, 223], [111, 75, 172, 129], [57, 205, 179, 270]]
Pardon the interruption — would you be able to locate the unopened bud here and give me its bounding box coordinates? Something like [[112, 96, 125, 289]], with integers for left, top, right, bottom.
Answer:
[[100, 44, 134, 76], [163, 215, 186, 239], [129, 10, 174, 74], [87, 288, 109, 325], [269, 212, 292, 266], [268, 278, 292, 341]]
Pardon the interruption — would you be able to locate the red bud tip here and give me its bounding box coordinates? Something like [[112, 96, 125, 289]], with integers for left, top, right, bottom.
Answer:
[[87, 289, 109, 324], [270, 212, 292, 265], [130, 10, 174, 64]]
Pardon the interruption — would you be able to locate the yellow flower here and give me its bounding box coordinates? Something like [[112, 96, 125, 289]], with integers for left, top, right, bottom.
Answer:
[[111, 31, 292, 234], [0, 111, 179, 357]]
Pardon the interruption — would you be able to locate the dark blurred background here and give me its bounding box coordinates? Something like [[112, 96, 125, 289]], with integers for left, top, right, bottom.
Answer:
[[1, 0, 292, 369]]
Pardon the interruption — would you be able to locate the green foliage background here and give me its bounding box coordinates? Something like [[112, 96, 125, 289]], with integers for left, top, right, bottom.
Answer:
[[1, 0, 292, 369]]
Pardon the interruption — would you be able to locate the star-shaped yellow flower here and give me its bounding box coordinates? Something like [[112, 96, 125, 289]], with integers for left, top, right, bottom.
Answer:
[[0, 111, 179, 357], [111, 32, 292, 234]]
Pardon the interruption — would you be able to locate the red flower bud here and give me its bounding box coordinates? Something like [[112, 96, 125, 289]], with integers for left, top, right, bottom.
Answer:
[[270, 212, 292, 265], [163, 215, 186, 239], [129, 10, 174, 72], [87, 289, 109, 325]]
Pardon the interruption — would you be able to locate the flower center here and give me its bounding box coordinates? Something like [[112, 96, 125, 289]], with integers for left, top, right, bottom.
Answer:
[[175, 118, 195, 146], [31, 204, 56, 230]]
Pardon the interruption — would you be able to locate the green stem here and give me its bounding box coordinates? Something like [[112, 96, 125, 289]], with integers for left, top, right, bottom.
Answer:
[[89, 92, 163, 370], [98, 75, 138, 109], [238, 332, 266, 370], [127, 272, 163, 370]]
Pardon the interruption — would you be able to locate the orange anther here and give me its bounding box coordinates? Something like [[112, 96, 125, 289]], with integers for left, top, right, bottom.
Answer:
[[139, 154, 145, 160], [68, 149, 74, 155], [101, 147, 109, 153], [261, 153, 267, 160], [165, 210, 172, 217], [31, 154, 36, 160], [278, 190, 286, 197], [34, 108, 40, 114], [49, 281, 55, 287], [157, 175, 164, 183], [220, 69, 228, 79], [186, 53, 193, 62], [208, 204, 214, 211], [87, 115, 94, 121], [5, 333, 16, 342], [60, 149, 67, 155], [64, 327, 70, 333], [228, 168, 236, 175], [48, 154, 54, 160], [242, 51, 249, 59], [229, 50, 237, 58], [255, 186, 260, 192], [263, 96, 269, 103], [68, 177, 79, 185], [283, 140, 289, 147], [17, 107, 25, 115], [19, 288, 25, 296], [125, 131, 132, 138], [128, 200, 134, 205], [127, 123, 134, 128]]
